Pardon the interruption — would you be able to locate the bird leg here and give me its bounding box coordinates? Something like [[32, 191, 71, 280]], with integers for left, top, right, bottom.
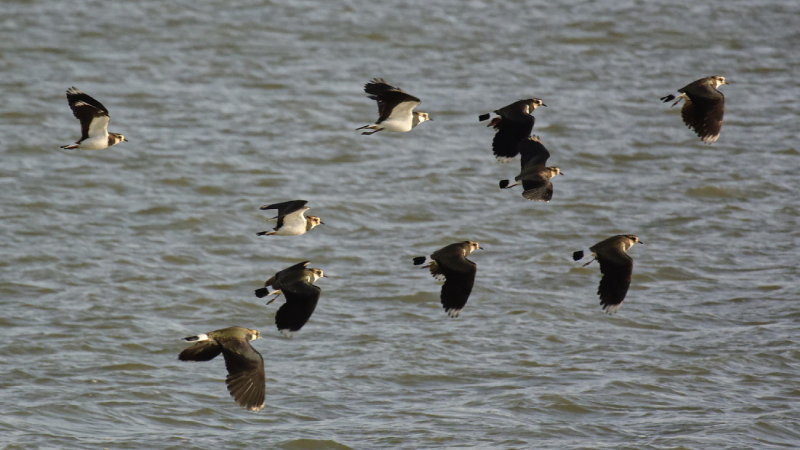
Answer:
[[582, 258, 596, 267]]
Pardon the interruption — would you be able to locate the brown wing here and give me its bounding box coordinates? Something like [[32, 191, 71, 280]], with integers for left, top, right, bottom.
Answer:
[[518, 137, 550, 168], [220, 337, 265, 411], [178, 341, 222, 361], [596, 250, 633, 312], [516, 138, 553, 201], [521, 178, 553, 201], [680, 96, 724, 143], [679, 83, 725, 143]]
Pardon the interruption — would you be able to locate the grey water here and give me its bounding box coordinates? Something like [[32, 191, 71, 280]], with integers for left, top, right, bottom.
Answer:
[[1, 0, 798, 448]]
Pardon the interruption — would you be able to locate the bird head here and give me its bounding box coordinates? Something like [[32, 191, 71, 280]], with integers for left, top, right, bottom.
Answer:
[[308, 268, 326, 282], [524, 98, 547, 113], [307, 216, 324, 229], [622, 234, 643, 250], [414, 111, 431, 124], [465, 240, 483, 254], [709, 75, 728, 88], [247, 329, 262, 341]]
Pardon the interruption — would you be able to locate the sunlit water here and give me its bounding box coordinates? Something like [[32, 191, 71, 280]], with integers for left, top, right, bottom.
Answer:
[[1, 0, 798, 448]]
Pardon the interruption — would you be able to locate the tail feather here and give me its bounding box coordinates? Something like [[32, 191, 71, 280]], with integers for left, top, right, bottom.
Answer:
[[255, 287, 268, 298], [412, 256, 427, 266], [499, 179, 511, 189], [572, 250, 584, 261], [256, 231, 274, 236], [660, 94, 676, 103], [478, 113, 490, 122]]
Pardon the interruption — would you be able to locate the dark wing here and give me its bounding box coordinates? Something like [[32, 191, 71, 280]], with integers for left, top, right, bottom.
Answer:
[[220, 338, 265, 411], [364, 78, 421, 123], [438, 257, 477, 315], [521, 178, 554, 201], [596, 250, 633, 311], [491, 114, 534, 160], [66, 87, 110, 141], [275, 281, 321, 332], [274, 261, 311, 285], [516, 138, 553, 201], [518, 137, 550, 168], [493, 99, 532, 118], [259, 200, 308, 216], [431, 244, 477, 316], [679, 85, 724, 143], [178, 341, 222, 361]]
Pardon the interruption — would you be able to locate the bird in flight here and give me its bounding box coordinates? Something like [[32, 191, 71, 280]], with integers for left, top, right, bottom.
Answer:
[[660, 75, 728, 143], [413, 241, 482, 318], [499, 135, 563, 201], [356, 78, 430, 135], [61, 87, 127, 150], [178, 326, 265, 411], [573, 235, 643, 314]]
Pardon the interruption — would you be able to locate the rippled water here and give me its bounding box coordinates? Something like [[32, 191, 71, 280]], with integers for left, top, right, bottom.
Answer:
[[1, 0, 798, 448]]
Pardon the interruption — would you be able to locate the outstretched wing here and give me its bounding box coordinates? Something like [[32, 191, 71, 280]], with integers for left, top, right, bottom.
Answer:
[[220, 338, 265, 411], [596, 250, 633, 312], [364, 78, 421, 123], [680, 93, 724, 143], [259, 200, 308, 216], [438, 257, 477, 316], [66, 87, 110, 140], [518, 137, 550, 168], [521, 178, 554, 201], [275, 281, 321, 333], [178, 341, 222, 362], [431, 243, 477, 316], [491, 114, 534, 160]]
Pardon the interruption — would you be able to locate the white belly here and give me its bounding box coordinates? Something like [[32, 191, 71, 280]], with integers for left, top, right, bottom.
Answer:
[[379, 117, 413, 132], [79, 136, 110, 150], [274, 215, 307, 235]]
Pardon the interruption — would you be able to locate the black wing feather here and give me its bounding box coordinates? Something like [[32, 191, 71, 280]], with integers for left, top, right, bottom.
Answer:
[[66, 87, 109, 141], [438, 258, 476, 313], [491, 114, 534, 159], [275, 282, 321, 332], [364, 78, 420, 123], [521, 179, 554, 201], [178, 341, 222, 362], [260, 200, 308, 216], [596, 253, 633, 311], [220, 338, 265, 411]]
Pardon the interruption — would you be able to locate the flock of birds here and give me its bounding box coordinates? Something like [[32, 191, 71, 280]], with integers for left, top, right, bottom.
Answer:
[[60, 74, 729, 411]]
